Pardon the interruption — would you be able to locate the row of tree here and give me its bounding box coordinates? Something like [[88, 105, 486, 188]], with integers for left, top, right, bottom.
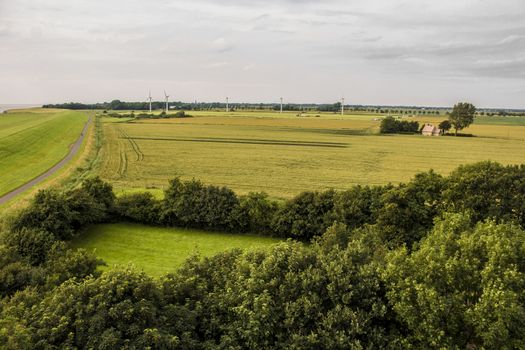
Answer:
[[379, 102, 477, 136], [105, 111, 188, 119], [43, 100, 487, 117], [8, 162, 525, 246]]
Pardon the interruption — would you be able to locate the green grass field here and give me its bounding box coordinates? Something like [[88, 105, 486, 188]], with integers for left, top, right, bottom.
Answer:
[[71, 223, 282, 276], [97, 110, 525, 198], [0, 108, 88, 197]]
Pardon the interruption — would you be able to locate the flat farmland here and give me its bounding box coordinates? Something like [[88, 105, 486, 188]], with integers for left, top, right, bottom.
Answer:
[[0, 108, 88, 197], [97, 111, 525, 198]]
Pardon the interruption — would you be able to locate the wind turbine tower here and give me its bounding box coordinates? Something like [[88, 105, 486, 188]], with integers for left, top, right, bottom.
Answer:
[[148, 90, 152, 112], [164, 91, 169, 113], [341, 97, 345, 116], [226, 97, 229, 112], [280, 97, 283, 113]]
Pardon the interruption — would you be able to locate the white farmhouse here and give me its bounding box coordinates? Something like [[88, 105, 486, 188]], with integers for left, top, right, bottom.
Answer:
[[421, 123, 442, 136]]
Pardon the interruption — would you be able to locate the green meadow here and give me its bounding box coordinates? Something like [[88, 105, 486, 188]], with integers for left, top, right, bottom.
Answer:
[[71, 223, 282, 276], [0, 108, 88, 197]]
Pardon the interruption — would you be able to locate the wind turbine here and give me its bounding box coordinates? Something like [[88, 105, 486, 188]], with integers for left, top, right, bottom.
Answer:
[[341, 97, 345, 116], [164, 91, 169, 113], [148, 90, 152, 112], [226, 97, 229, 112], [280, 97, 283, 113]]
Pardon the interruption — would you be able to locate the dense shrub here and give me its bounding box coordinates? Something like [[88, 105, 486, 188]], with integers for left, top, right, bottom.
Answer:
[[0, 243, 101, 298], [16, 269, 187, 349], [234, 192, 279, 234], [81, 176, 116, 211], [384, 214, 525, 348], [333, 185, 390, 230], [443, 161, 525, 226], [376, 170, 446, 246], [2, 228, 56, 265], [161, 178, 241, 231], [115, 192, 161, 224], [0, 258, 45, 298], [271, 190, 336, 240], [380, 116, 419, 134], [10, 177, 115, 240], [8, 163, 525, 249], [11, 189, 76, 240]]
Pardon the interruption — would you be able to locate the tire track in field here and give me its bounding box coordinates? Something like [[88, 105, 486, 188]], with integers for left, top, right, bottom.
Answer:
[[118, 128, 144, 161], [117, 148, 128, 178]]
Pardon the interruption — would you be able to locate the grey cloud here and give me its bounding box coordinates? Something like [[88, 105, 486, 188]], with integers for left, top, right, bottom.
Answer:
[[0, 0, 524, 108], [466, 59, 525, 79]]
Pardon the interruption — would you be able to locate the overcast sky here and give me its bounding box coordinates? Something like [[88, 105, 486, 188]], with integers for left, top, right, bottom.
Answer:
[[1, 0, 524, 108]]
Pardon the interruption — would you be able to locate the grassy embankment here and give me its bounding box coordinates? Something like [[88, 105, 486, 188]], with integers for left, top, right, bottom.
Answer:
[[0, 109, 89, 201]]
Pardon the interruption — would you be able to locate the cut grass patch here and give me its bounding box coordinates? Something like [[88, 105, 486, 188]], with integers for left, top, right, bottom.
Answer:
[[71, 223, 283, 276]]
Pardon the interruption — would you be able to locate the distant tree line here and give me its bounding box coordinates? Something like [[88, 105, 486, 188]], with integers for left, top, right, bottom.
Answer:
[[105, 110, 189, 119], [45, 100, 522, 116], [2, 162, 525, 348]]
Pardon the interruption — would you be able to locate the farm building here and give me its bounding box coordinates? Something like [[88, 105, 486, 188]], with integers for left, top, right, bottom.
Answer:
[[421, 123, 442, 136]]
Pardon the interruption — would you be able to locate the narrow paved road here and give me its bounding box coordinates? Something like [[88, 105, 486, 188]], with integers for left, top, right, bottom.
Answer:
[[0, 116, 93, 206]]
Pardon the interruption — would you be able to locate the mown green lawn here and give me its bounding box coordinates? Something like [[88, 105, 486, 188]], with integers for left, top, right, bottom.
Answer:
[[72, 223, 283, 276], [0, 108, 88, 196]]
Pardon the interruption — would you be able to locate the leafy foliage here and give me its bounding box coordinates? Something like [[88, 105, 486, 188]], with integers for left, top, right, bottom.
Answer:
[[271, 190, 336, 240], [449, 102, 476, 135], [161, 178, 241, 231], [444, 161, 525, 226], [380, 116, 420, 134], [115, 192, 161, 224], [384, 214, 525, 348], [2, 163, 525, 348], [438, 119, 452, 133]]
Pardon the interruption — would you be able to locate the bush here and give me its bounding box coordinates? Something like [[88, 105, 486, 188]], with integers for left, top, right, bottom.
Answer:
[[11, 190, 76, 240], [115, 192, 161, 224], [161, 178, 241, 231], [376, 170, 445, 247], [333, 185, 389, 230], [384, 214, 525, 348], [271, 190, 336, 240], [234, 192, 279, 234], [443, 162, 525, 226], [3, 228, 56, 266], [81, 177, 115, 210], [17, 269, 187, 349], [380, 116, 419, 134]]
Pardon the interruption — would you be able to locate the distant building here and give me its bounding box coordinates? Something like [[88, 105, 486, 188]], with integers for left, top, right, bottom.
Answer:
[[421, 123, 442, 136]]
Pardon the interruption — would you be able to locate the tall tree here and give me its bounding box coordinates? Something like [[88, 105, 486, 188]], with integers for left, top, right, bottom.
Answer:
[[449, 102, 476, 136]]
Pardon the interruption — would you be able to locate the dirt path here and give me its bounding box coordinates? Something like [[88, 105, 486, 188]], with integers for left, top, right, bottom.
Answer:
[[0, 116, 93, 206]]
